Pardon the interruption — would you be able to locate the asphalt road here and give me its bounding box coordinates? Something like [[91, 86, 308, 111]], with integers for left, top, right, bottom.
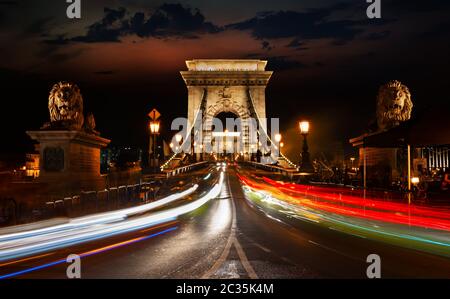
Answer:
[[1, 166, 450, 279]]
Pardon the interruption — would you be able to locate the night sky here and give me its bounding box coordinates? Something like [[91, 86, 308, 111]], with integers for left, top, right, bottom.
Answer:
[[1, 0, 449, 163]]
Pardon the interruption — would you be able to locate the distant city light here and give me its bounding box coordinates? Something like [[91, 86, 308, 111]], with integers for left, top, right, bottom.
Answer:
[[411, 177, 420, 184]]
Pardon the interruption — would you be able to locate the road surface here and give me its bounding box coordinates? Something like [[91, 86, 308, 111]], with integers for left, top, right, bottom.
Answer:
[[1, 166, 450, 279]]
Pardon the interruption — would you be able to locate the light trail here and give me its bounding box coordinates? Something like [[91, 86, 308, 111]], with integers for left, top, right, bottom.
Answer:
[[237, 172, 450, 257], [0, 171, 224, 262], [237, 173, 450, 231], [0, 227, 178, 279], [0, 184, 199, 243], [0, 253, 54, 268], [262, 177, 450, 220]]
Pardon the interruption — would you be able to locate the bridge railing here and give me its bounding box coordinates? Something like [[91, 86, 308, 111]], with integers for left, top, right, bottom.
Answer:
[[163, 161, 209, 178], [242, 161, 298, 179]]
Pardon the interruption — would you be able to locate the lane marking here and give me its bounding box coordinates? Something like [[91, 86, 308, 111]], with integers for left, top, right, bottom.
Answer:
[[201, 227, 234, 278], [233, 239, 258, 279], [328, 226, 367, 239], [252, 242, 271, 253], [202, 171, 258, 279], [201, 175, 235, 278], [308, 240, 363, 262]]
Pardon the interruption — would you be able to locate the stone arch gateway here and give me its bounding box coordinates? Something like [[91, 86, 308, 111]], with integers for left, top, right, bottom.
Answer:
[[180, 59, 273, 161]]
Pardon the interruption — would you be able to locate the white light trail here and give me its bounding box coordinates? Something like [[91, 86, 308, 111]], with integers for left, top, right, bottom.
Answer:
[[0, 184, 199, 243], [0, 172, 224, 262]]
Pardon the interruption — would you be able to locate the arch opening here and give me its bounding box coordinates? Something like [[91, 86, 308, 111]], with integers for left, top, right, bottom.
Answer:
[[211, 112, 242, 161]]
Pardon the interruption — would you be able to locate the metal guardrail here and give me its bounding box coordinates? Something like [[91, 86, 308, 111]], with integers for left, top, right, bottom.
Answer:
[[163, 161, 209, 178], [243, 161, 298, 179]]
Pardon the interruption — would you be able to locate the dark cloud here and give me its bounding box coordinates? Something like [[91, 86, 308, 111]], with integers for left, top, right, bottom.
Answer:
[[72, 7, 127, 43], [43, 2, 405, 47], [261, 40, 272, 51], [24, 16, 55, 36], [385, 0, 450, 13], [286, 38, 309, 51], [43, 35, 69, 45], [47, 4, 221, 44], [127, 3, 220, 38], [286, 38, 303, 48], [365, 30, 391, 41], [266, 56, 307, 71], [227, 3, 393, 45]]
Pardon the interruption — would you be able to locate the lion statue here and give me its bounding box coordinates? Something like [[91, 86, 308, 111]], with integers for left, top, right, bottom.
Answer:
[[376, 80, 413, 131], [48, 82, 84, 130]]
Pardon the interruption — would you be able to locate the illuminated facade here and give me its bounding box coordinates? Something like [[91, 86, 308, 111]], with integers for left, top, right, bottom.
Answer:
[[419, 146, 450, 171], [25, 153, 40, 178], [180, 59, 272, 160]]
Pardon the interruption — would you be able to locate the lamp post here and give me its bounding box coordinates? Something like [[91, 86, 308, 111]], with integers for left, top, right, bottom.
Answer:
[[149, 120, 160, 172], [275, 133, 282, 145], [274, 133, 282, 161], [175, 134, 182, 154], [299, 121, 314, 173]]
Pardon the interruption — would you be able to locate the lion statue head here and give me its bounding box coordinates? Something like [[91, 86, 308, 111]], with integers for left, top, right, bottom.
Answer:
[[48, 82, 84, 130], [376, 80, 413, 131]]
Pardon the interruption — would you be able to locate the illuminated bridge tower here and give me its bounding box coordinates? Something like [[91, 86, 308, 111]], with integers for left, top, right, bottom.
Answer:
[[181, 59, 272, 161]]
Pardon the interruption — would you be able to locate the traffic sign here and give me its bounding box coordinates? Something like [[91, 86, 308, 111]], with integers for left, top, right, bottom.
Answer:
[[148, 108, 161, 120]]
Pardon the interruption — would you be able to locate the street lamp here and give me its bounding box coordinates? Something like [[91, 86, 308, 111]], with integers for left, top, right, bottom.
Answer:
[[176, 134, 182, 143], [150, 121, 160, 135], [275, 133, 282, 143], [298, 120, 314, 173], [411, 177, 420, 185], [174, 134, 182, 153], [149, 120, 160, 172], [299, 121, 309, 135], [274, 133, 282, 160]]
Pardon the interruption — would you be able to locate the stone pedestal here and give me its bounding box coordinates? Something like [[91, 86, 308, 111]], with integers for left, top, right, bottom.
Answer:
[[26, 130, 110, 195]]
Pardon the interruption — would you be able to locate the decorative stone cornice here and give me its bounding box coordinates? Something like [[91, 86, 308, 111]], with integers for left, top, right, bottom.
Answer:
[[26, 130, 111, 148], [181, 59, 272, 86], [185, 59, 268, 72], [180, 71, 272, 86]]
